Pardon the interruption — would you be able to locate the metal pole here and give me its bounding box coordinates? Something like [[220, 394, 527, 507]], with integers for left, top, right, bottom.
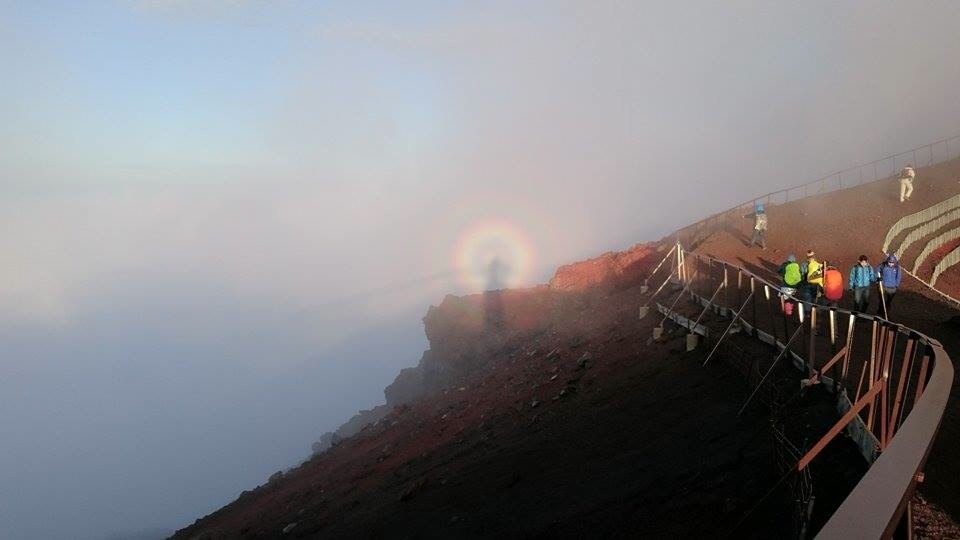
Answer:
[[657, 270, 701, 328], [878, 280, 889, 320], [644, 244, 677, 288], [689, 281, 725, 333], [703, 290, 755, 367], [738, 325, 803, 415]]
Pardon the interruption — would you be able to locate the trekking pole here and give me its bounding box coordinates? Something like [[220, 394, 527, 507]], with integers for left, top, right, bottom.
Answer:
[[878, 278, 888, 320]]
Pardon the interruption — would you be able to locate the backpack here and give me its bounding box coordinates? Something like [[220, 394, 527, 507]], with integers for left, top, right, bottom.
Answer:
[[783, 262, 802, 287], [824, 268, 843, 301]]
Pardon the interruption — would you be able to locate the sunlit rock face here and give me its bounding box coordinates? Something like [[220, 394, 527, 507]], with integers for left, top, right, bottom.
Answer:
[[549, 243, 658, 292]]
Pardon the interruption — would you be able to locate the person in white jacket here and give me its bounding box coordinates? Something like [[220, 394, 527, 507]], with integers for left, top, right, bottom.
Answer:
[[900, 165, 916, 202]]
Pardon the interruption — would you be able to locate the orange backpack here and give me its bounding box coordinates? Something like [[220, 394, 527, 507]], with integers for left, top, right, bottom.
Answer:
[[824, 268, 843, 301]]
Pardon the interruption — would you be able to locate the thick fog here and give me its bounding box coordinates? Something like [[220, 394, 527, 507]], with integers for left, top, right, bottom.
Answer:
[[2, 1, 960, 538]]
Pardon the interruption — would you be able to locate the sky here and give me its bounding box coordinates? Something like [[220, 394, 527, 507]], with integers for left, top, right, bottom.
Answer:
[[1, 1, 960, 538]]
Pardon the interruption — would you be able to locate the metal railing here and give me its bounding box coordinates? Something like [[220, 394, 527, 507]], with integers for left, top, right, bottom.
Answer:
[[651, 246, 953, 538], [676, 135, 960, 245]]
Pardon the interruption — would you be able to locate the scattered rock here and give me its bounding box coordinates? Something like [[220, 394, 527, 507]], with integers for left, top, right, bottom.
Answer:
[[577, 352, 592, 370], [545, 348, 561, 361], [282, 522, 297, 534], [399, 477, 429, 501], [549, 374, 559, 381], [530, 399, 540, 409]]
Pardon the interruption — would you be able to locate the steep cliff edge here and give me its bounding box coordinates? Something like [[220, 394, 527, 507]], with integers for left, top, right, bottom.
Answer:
[[176, 239, 820, 538], [312, 243, 660, 454]]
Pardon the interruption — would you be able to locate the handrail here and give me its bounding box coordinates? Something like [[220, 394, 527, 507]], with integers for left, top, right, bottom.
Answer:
[[669, 246, 953, 538], [675, 134, 960, 243], [817, 339, 952, 538]]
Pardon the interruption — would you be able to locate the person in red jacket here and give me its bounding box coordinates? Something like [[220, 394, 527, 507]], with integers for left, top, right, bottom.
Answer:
[[821, 264, 844, 308]]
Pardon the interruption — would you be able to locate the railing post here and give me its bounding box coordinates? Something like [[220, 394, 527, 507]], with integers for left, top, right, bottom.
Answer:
[[842, 313, 856, 382], [808, 306, 817, 373]]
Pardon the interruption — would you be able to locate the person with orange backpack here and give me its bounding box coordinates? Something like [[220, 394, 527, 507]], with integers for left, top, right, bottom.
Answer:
[[821, 264, 844, 308]]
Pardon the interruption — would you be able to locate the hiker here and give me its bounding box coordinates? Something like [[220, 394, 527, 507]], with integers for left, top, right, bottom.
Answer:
[[801, 250, 824, 301], [877, 254, 903, 315], [900, 164, 916, 202], [822, 265, 843, 308], [744, 202, 767, 249], [778, 254, 802, 315], [848, 255, 877, 312]]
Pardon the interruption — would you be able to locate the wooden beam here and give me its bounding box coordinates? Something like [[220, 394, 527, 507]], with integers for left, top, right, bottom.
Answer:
[[819, 346, 849, 376], [888, 339, 915, 440], [916, 354, 931, 400], [798, 380, 885, 471]]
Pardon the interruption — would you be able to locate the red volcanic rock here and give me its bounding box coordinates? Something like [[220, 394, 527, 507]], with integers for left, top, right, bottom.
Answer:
[[549, 243, 659, 292]]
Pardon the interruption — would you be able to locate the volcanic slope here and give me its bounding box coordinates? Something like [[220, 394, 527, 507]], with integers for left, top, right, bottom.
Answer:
[[173, 241, 860, 539], [684, 156, 960, 521]]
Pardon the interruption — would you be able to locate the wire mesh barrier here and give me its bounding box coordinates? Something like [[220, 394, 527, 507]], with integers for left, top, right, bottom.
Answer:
[[675, 134, 960, 248], [644, 244, 953, 537], [772, 425, 815, 539]]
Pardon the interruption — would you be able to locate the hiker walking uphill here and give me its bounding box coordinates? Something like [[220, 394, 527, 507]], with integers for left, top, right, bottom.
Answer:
[[848, 255, 877, 312], [744, 202, 767, 249], [900, 164, 916, 202], [877, 254, 903, 316]]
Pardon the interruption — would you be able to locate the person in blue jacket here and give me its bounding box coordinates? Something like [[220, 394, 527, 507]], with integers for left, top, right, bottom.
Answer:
[[877, 254, 903, 314], [847, 254, 877, 312]]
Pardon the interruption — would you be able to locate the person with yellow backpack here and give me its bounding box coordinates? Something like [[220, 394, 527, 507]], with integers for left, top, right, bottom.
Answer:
[[801, 250, 824, 301]]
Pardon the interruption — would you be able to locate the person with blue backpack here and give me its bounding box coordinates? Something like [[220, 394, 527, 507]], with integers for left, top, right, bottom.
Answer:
[[745, 202, 767, 249], [847, 255, 877, 312], [877, 254, 903, 316]]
